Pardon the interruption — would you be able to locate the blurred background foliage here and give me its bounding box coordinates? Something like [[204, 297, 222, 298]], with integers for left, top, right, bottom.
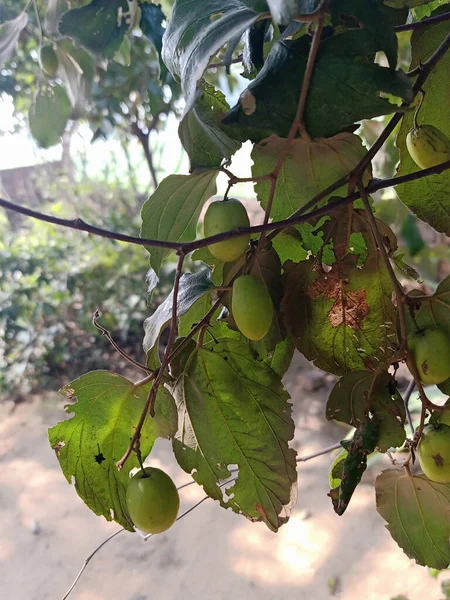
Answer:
[[0, 2, 449, 399]]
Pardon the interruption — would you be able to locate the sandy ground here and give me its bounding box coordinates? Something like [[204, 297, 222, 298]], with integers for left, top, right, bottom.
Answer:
[[0, 355, 448, 600]]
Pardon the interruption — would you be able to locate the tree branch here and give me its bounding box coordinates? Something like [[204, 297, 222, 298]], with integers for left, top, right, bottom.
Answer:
[[2, 159, 449, 252], [116, 252, 185, 470], [395, 10, 450, 33]]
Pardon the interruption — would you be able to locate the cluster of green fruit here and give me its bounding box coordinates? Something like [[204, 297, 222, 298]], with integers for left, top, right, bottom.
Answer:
[[408, 328, 450, 484], [203, 198, 273, 341], [126, 467, 180, 534]]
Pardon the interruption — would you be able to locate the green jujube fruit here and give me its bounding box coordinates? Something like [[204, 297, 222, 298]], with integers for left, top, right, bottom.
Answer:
[[40, 45, 59, 76], [418, 424, 450, 483], [408, 328, 450, 385], [126, 467, 180, 534], [203, 198, 250, 262], [232, 275, 273, 341], [406, 125, 450, 170]]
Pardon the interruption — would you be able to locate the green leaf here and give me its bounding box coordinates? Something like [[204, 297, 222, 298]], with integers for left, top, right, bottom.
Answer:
[[271, 228, 309, 264], [407, 275, 450, 340], [162, 0, 264, 110], [0, 11, 28, 69], [140, 170, 218, 275], [59, 0, 132, 59], [114, 35, 131, 67], [329, 421, 379, 515], [329, 447, 348, 490], [281, 207, 398, 375], [376, 469, 450, 569], [172, 339, 297, 531], [224, 29, 412, 140], [179, 81, 241, 171], [29, 83, 71, 148], [252, 133, 370, 221], [332, 0, 398, 69], [395, 11, 450, 235], [48, 371, 177, 531], [143, 269, 215, 355]]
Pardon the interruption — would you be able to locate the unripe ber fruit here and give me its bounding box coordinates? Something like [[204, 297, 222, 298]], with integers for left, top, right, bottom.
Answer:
[[203, 198, 250, 262], [232, 274, 273, 341], [418, 423, 450, 483], [40, 44, 59, 77], [406, 125, 450, 170], [408, 328, 450, 385], [126, 467, 180, 534]]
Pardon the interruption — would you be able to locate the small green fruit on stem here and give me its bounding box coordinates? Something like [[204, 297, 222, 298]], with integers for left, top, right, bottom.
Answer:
[[418, 424, 450, 483], [407, 328, 450, 385], [126, 467, 180, 534], [232, 274, 273, 341], [40, 45, 59, 77], [203, 198, 250, 262], [406, 125, 450, 170]]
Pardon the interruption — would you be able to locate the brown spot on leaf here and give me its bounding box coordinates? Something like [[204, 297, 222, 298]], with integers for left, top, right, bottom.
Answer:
[[433, 453, 444, 468], [309, 270, 370, 329], [254, 503, 269, 520], [63, 387, 75, 399]]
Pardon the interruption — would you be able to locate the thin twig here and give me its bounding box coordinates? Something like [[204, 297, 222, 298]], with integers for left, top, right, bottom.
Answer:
[[395, 10, 450, 32], [296, 442, 342, 462], [206, 55, 243, 69], [32, 0, 44, 47], [92, 310, 150, 373], [61, 528, 125, 600], [257, 7, 327, 253], [116, 252, 185, 470], [2, 165, 449, 257], [403, 379, 416, 437], [356, 177, 408, 350]]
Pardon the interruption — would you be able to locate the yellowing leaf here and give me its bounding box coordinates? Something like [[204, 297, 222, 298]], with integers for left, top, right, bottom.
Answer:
[[252, 133, 370, 221], [282, 207, 398, 375], [48, 371, 177, 531], [376, 469, 450, 569]]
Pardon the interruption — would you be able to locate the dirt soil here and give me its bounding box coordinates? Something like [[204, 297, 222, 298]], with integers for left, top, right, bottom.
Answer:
[[0, 353, 448, 600]]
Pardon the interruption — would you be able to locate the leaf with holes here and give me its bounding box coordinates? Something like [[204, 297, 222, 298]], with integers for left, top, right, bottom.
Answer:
[[252, 133, 370, 221], [48, 371, 177, 531], [395, 10, 450, 235], [224, 29, 412, 141], [331, 0, 398, 69], [140, 171, 218, 276], [172, 339, 297, 531], [376, 469, 450, 568], [143, 269, 215, 356], [281, 207, 398, 375]]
